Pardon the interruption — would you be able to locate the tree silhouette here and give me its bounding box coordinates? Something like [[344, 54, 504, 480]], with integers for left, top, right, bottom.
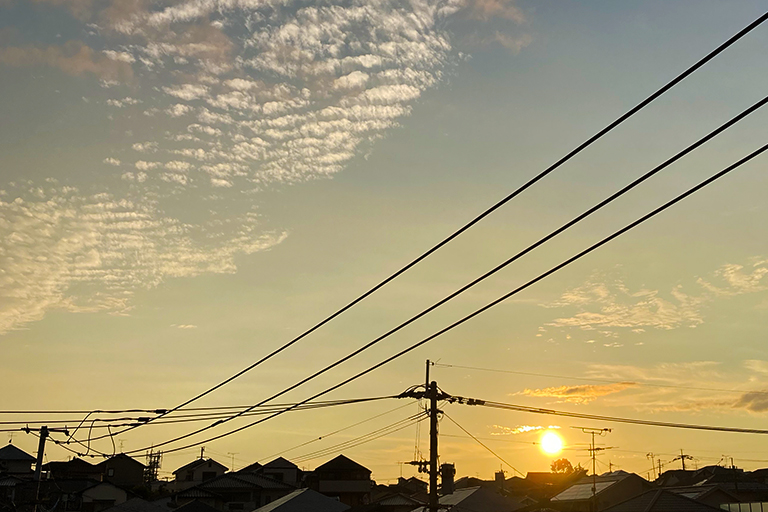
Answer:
[[551, 458, 575, 474]]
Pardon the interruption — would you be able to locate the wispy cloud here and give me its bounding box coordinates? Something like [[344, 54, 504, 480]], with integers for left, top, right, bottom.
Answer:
[[491, 424, 560, 435], [540, 262, 768, 336], [0, 41, 133, 81], [574, 361, 768, 414], [0, 183, 286, 335], [0, 0, 529, 334], [516, 382, 637, 404]]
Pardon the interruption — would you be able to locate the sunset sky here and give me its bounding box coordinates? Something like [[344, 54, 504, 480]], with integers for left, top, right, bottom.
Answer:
[[2, 0, 768, 482]]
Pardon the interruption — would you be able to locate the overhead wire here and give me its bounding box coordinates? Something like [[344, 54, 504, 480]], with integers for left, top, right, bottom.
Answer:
[[77, 10, 768, 447], [88, 90, 768, 453], [257, 400, 417, 462], [465, 398, 768, 435], [433, 363, 768, 397], [118, 136, 768, 455], [292, 412, 429, 464], [442, 412, 524, 476], [2, 396, 396, 429]]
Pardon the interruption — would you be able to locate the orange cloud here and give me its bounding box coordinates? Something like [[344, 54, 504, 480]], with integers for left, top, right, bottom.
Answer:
[[518, 382, 637, 404]]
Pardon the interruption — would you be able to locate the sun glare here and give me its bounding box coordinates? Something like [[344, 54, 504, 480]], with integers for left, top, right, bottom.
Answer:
[[540, 431, 563, 455]]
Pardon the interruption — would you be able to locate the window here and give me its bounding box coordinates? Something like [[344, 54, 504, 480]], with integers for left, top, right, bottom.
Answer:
[[107, 469, 115, 477]]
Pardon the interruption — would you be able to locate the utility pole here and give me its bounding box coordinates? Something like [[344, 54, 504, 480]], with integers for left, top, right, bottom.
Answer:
[[25, 425, 69, 512], [400, 363, 450, 512], [428, 381, 439, 512]]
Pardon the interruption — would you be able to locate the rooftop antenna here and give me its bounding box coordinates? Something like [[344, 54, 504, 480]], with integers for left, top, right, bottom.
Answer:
[[572, 427, 611, 510], [672, 450, 694, 470], [227, 452, 239, 471]]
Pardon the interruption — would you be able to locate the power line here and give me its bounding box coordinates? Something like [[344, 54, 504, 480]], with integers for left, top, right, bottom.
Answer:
[[257, 400, 418, 462], [461, 399, 768, 435], [1, 397, 396, 429], [100, 91, 768, 455], [88, 10, 768, 446], [433, 363, 768, 397], [442, 412, 524, 477], [43, 396, 396, 458], [292, 412, 429, 464], [118, 140, 768, 456]]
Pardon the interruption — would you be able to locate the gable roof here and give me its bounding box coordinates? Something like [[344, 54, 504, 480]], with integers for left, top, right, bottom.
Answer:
[[254, 488, 349, 512], [42, 458, 98, 472], [97, 453, 146, 469], [315, 455, 370, 474], [173, 458, 228, 475], [603, 489, 722, 512], [0, 444, 36, 462], [262, 457, 297, 470], [236, 462, 262, 474]]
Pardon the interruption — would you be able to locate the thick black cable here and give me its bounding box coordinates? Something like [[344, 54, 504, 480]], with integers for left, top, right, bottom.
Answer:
[[470, 400, 768, 435], [113, 92, 768, 454], [434, 363, 768, 397], [94, 10, 768, 445], [1, 397, 395, 429], [125, 141, 768, 455]]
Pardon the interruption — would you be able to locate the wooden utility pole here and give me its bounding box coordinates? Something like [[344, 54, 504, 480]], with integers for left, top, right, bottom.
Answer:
[[25, 425, 69, 512], [428, 381, 439, 512], [400, 363, 449, 512]]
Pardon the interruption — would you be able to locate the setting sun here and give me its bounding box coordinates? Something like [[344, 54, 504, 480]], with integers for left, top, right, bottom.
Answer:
[[540, 431, 564, 455]]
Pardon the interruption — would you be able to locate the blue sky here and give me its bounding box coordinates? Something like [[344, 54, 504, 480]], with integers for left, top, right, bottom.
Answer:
[[2, 0, 768, 480]]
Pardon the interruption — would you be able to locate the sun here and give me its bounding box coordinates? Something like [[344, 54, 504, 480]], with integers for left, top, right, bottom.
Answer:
[[540, 430, 564, 455]]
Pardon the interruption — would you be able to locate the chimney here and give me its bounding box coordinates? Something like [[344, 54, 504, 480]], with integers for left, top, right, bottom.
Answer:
[[495, 470, 505, 492]]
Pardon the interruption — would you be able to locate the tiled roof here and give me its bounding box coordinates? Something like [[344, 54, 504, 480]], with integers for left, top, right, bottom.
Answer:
[[603, 489, 722, 512], [230, 473, 294, 490], [254, 488, 349, 512], [175, 500, 220, 512], [100, 497, 166, 512], [176, 488, 219, 500]]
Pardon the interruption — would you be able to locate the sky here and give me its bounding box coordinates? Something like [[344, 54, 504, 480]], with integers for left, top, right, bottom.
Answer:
[[2, 0, 768, 483]]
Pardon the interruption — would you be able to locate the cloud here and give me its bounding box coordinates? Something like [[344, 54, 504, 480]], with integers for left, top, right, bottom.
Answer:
[[132, 141, 158, 153], [0, 184, 286, 335], [580, 362, 768, 414], [172, 324, 198, 329], [459, 0, 525, 22], [0, 41, 133, 81], [0, 0, 532, 334], [541, 262, 768, 335], [103, 157, 121, 166], [491, 424, 559, 435], [461, 31, 532, 53], [517, 382, 637, 404]]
